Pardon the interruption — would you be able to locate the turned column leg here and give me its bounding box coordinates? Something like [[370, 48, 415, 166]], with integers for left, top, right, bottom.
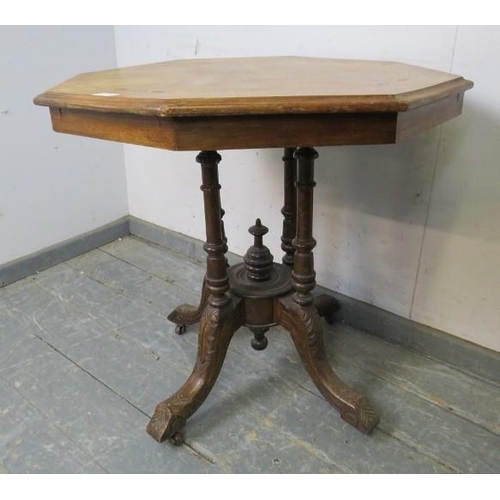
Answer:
[[281, 147, 297, 268], [289, 147, 339, 321], [167, 165, 229, 333], [292, 147, 317, 307], [147, 151, 242, 444], [280, 147, 379, 434], [220, 207, 229, 268], [197, 151, 231, 309]]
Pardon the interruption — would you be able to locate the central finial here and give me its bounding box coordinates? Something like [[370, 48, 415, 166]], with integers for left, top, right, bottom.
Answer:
[[244, 219, 274, 281]]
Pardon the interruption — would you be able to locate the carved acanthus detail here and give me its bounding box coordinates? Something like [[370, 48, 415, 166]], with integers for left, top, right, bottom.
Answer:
[[275, 295, 379, 435], [147, 299, 243, 444], [340, 395, 380, 435]]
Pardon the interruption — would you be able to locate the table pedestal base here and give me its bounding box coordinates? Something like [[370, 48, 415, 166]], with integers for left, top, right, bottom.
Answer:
[[147, 279, 378, 445], [146, 148, 379, 445]]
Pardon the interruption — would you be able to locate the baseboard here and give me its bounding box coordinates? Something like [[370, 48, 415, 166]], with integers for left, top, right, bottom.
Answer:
[[128, 216, 207, 265], [324, 288, 500, 386], [128, 216, 500, 386], [2, 215, 498, 385], [0, 217, 129, 288]]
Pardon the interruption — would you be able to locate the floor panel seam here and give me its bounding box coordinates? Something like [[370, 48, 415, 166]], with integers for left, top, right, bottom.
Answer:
[[128, 234, 207, 267], [182, 441, 218, 466], [276, 427, 350, 473], [376, 427, 460, 473], [291, 364, 488, 473], [328, 349, 500, 439], [67, 255, 203, 318], [1, 374, 112, 474], [26, 327, 152, 420], [368, 332, 500, 391], [98, 245, 206, 285]]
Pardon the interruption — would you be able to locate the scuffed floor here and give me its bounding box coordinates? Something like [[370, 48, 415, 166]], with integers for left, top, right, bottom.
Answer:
[[1, 236, 499, 473]]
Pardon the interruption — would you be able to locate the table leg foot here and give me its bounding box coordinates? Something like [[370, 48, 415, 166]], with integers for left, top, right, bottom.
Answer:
[[314, 294, 340, 324], [146, 403, 187, 443], [276, 296, 379, 434], [148, 299, 242, 443], [167, 277, 209, 334]]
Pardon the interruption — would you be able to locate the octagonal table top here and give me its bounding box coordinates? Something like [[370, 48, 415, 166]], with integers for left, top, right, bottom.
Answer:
[[34, 57, 473, 151], [34, 56, 473, 117]]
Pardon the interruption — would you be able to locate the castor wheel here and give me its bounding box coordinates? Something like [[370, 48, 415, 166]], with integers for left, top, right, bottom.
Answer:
[[169, 432, 184, 446], [175, 324, 186, 335]]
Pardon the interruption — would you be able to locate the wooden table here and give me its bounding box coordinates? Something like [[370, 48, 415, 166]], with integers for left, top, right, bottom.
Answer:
[[35, 57, 473, 445]]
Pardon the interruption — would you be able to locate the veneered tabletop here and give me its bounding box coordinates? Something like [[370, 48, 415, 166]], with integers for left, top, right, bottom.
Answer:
[[34, 56, 473, 151]]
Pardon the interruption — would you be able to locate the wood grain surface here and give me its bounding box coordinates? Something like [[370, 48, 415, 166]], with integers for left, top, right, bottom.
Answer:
[[34, 56, 473, 117], [35, 57, 473, 150]]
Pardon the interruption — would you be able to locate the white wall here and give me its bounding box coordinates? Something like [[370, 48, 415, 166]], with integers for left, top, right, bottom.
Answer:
[[0, 26, 128, 265], [112, 26, 499, 353], [410, 26, 500, 348]]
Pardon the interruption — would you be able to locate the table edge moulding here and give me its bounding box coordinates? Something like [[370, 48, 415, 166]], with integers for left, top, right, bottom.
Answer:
[[34, 56, 473, 445]]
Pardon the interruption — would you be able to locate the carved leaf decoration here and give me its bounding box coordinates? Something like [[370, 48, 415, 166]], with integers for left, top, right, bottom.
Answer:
[[340, 396, 379, 434], [147, 398, 188, 442], [198, 305, 221, 367], [295, 306, 325, 360]]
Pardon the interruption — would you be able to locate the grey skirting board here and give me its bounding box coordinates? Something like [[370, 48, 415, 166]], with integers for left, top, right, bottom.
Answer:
[[0, 216, 129, 288]]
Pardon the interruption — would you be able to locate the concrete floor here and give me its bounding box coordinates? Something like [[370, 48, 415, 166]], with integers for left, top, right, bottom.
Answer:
[[1, 236, 499, 473]]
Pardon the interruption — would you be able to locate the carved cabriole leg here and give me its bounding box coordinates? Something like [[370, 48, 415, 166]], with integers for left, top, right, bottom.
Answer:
[[275, 296, 379, 434], [147, 299, 243, 443], [148, 151, 240, 444], [283, 147, 379, 434], [281, 147, 297, 268], [167, 277, 209, 334]]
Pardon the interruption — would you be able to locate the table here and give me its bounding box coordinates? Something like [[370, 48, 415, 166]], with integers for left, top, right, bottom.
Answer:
[[35, 57, 473, 445]]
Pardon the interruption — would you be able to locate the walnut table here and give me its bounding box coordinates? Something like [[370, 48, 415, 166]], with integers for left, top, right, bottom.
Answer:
[[34, 57, 473, 445]]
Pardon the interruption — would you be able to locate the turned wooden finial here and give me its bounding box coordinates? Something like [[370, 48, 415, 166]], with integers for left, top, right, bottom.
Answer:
[[244, 219, 274, 281]]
